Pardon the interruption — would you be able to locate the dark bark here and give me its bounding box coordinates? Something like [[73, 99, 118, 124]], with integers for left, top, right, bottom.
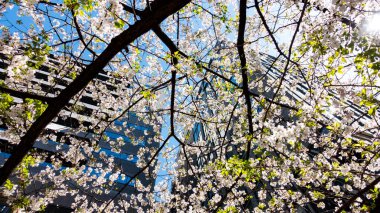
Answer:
[[236, 0, 254, 160], [0, 0, 191, 186]]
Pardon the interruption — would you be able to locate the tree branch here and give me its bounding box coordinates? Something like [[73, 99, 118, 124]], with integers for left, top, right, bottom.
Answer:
[[237, 0, 254, 160]]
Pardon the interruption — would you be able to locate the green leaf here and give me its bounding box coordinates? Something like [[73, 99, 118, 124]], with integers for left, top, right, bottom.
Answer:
[[5, 179, 14, 190], [0, 93, 14, 111], [140, 91, 156, 100], [114, 19, 125, 29], [368, 106, 378, 116]]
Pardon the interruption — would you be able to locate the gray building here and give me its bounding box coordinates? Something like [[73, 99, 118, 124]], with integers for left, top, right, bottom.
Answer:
[[0, 52, 160, 211]]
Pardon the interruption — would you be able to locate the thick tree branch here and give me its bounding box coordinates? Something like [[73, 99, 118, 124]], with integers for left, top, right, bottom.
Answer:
[[237, 0, 254, 160], [170, 55, 177, 134], [0, 0, 191, 186]]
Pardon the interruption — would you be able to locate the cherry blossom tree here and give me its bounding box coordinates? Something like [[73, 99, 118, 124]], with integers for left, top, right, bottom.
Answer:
[[0, 0, 380, 212]]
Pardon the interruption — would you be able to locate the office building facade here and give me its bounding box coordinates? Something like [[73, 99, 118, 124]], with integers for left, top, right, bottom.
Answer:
[[0, 51, 160, 211]]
